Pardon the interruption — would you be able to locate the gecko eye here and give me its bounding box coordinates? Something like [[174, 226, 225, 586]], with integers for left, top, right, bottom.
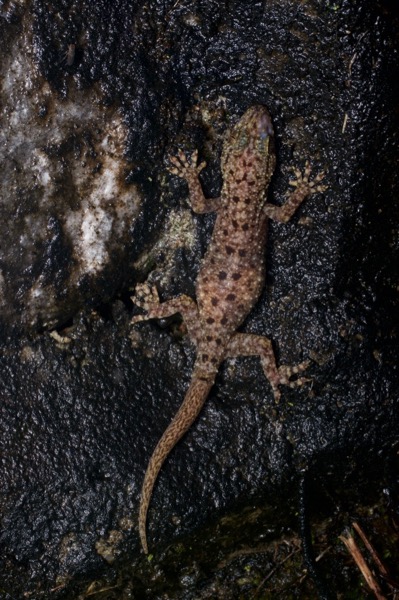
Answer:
[[257, 133, 273, 156], [237, 133, 248, 150]]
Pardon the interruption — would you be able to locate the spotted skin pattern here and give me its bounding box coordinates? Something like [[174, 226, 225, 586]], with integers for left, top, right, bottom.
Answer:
[[131, 106, 326, 554]]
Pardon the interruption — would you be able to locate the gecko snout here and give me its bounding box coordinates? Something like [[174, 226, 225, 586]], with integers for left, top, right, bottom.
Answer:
[[255, 106, 274, 139]]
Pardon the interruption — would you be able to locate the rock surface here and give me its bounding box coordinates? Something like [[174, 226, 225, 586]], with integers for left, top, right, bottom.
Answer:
[[0, 0, 398, 598]]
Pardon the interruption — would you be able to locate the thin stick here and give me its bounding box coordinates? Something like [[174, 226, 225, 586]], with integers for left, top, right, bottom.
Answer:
[[352, 521, 390, 577], [340, 531, 386, 600]]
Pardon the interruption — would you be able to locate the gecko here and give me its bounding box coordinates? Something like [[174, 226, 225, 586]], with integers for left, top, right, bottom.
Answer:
[[131, 105, 326, 554]]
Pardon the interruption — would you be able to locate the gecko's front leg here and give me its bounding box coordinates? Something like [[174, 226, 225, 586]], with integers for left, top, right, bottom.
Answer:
[[168, 150, 221, 214], [264, 161, 327, 223]]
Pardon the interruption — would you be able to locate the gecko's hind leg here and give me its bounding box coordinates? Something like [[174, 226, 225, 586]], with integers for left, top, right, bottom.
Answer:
[[225, 332, 310, 403], [131, 283, 200, 340]]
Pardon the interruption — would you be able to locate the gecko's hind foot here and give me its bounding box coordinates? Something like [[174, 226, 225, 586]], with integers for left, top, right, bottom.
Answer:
[[131, 283, 160, 324], [168, 149, 206, 180], [278, 360, 311, 387], [288, 161, 328, 196], [268, 360, 311, 404], [131, 283, 160, 308]]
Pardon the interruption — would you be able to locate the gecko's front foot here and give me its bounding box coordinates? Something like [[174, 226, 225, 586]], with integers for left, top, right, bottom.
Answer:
[[168, 149, 206, 181], [288, 161, 327, 197]]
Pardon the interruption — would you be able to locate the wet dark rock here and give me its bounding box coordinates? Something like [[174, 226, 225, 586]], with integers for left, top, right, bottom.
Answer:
[[0, 0, 398, 598]]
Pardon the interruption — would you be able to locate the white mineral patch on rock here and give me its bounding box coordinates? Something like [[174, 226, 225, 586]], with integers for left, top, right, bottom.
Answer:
[[0, 20, 142, 327], [31, 149, 54, 191], [64, 121, 137, 276]]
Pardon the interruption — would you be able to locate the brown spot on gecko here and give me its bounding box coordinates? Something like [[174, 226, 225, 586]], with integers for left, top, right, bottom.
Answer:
[[232, 272, 241, 280], [242, 223, 249, 231], [226, 293, 236, 301], [220, 317, 228, 325], [206, 317, 215, 324], [211, 297, 219, 306], [238, 249, 247, 257], [218, 271, 227, 280], [225, 246, 234, 255]]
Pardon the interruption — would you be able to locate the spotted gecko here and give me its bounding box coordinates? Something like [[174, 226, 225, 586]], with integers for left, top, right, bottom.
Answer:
[[131, 105, 326, 554]]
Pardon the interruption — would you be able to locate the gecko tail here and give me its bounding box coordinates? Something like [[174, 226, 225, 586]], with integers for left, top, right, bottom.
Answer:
[[139, 376, 215, 554]]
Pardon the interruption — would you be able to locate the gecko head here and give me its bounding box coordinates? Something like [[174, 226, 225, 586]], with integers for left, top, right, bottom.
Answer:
[[221, 105, 276, 182], [245, 105, 274, 139]]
